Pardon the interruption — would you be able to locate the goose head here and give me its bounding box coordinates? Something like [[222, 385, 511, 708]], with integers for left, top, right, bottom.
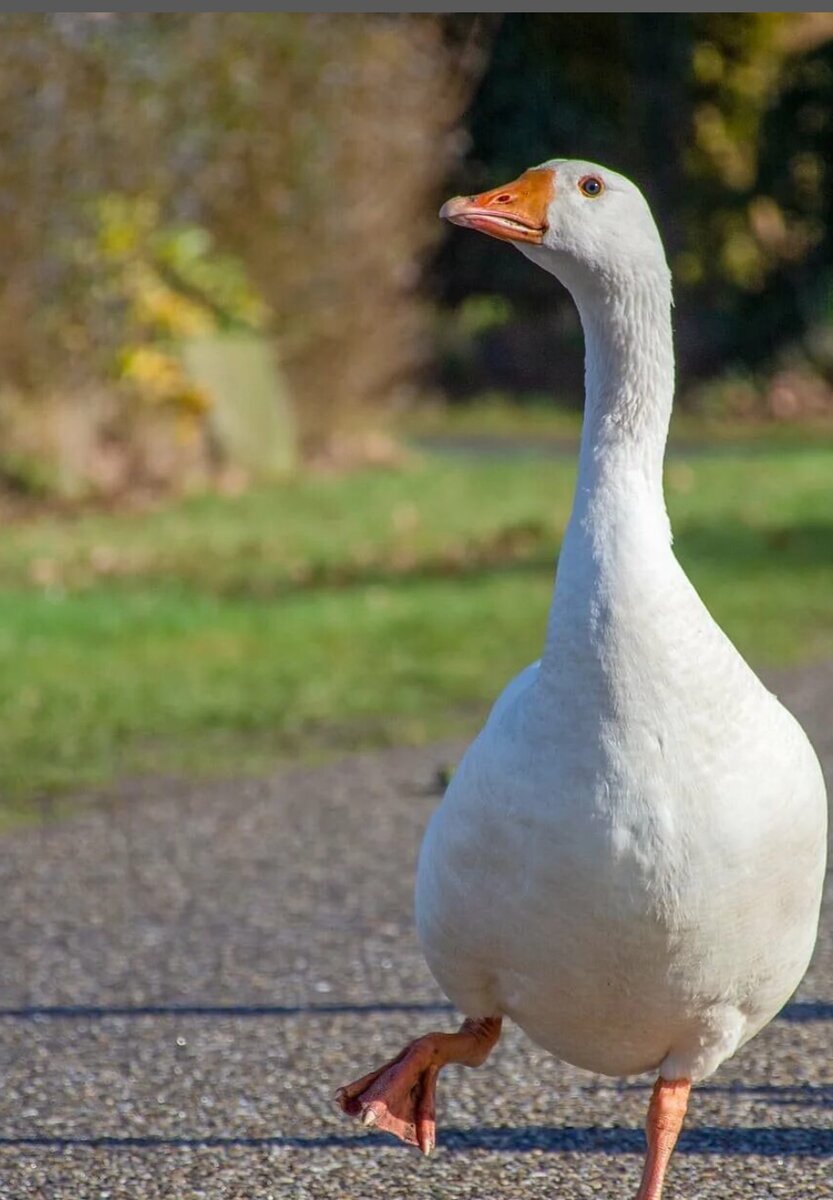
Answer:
[[440, 159, 669, 293]]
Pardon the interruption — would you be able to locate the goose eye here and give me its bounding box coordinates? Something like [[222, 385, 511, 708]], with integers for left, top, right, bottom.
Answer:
[[578, 176, 604, 198]]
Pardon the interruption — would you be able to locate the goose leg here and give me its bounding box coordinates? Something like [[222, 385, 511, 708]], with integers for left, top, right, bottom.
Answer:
[[335, 1015, 502, 1155], [636, 1077, 691, 1200]]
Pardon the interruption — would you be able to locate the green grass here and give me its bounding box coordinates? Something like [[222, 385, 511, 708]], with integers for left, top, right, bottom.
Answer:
[[1, 443, 832, 814], [404, 394, 833, 449]]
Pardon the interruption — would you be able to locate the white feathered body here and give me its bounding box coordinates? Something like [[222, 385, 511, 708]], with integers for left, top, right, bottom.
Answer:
[[415, 471, 827, 1083]]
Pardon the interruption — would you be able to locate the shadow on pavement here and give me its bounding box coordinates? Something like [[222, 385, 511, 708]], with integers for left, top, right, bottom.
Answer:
[[1, 1124, 832, 1155], [0, 999, 829, 1021], [0, 1000, 454, 1019]]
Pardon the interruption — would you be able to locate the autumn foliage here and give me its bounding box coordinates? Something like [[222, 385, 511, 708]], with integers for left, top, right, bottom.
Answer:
[[0, 14, 477, 495]]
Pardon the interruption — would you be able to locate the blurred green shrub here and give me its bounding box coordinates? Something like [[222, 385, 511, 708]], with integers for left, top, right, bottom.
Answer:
[[436, 13, 833, 403], [0, 13, 479, 496], [85, 193, 265, 410]]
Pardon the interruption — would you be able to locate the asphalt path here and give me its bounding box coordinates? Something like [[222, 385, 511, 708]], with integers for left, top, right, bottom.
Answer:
[[1, 661, 832, 1198]]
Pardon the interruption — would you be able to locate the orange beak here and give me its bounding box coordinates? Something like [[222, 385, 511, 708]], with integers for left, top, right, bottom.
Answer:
[[439, 168, 554, 245]]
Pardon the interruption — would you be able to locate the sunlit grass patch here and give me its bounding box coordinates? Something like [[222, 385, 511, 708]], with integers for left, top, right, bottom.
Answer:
[[0, 443, 831, 808]]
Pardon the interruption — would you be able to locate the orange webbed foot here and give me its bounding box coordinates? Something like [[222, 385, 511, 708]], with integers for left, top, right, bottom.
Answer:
[[335, 1034, 441, 1153], [335, 1017, 502, 1156]]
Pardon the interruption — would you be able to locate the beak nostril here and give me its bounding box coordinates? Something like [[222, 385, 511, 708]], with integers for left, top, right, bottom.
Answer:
[[493, 193, 513, 204]]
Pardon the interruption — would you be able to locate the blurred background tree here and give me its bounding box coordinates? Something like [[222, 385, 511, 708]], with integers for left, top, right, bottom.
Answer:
[[0, 12, 832, 501], [434, 12, 833, 418]]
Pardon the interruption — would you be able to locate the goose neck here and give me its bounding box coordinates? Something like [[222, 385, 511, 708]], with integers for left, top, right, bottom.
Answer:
[[574, 270, 674, 501], [537, 270, 676, 688]]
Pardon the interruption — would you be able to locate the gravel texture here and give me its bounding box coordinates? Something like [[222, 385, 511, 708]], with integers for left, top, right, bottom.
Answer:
[[1, 662, 833, 1198]]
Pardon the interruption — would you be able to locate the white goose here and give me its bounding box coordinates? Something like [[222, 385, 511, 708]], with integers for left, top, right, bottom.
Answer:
[[336, 159, 828, 1199]]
